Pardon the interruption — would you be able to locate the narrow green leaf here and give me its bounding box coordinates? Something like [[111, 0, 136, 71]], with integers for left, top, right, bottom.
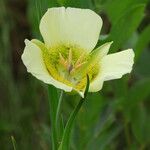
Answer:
[[131, 105, 150, 144], [104, 0, 147, 24], [104, 0, 132, 24], [84, 75, 90, 98], [135, 48, 150, 77], [63, 0, 93, 8], [87, 124, 122, 150], [57, 0, 67, 6], [27, 0, 58, 38], [120, 78, 150, 122], [126, 78, 150, 109], [11, 136, 17, 150], [109, 4, 145, 52], [58, 75, 90, 150], [134, 25, 150, 61]]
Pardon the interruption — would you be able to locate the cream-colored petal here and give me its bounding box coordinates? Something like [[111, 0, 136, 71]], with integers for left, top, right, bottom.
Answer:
[[21, 39, 72, 92], [40, 7, 102, 52], [89, 49, 134, 92], [89, 66, 104, 92], [101, 49, 134, 81]]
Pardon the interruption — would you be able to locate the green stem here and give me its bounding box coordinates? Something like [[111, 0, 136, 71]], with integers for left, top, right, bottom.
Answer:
[[124, 122, 131, 147], [48, 85, 59, 150], [58, 75, 90, 150], [56, 90, 64, 127], [59, 98, 85, 150]]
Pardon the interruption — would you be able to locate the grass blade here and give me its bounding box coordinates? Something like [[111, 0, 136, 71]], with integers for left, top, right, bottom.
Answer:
[[11, 136, 17, 150]]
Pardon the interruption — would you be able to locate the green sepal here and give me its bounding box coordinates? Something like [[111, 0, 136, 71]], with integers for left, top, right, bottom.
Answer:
[[73, 42, 113, 78]]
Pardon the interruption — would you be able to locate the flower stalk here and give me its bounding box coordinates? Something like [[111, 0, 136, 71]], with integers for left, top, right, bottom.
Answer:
[[58, 75, 90, 150], [48, 85, 59, 150], [56, 90, 64, 127], [22, 6, 135, 150]]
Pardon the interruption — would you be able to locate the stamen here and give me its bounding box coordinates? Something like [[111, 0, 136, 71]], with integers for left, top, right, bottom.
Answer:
[[59, 48, 87, 76], [75, 53, 85, 66], [59, 52, 65, 62], [75, 61, 86, 69], [68, 48, 72, 65], [59, 53, 67, 68], [70, 61, 86, 74]]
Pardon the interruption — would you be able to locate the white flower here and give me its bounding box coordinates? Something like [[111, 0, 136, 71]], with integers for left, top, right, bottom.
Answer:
[[22, 7, 134, 97]]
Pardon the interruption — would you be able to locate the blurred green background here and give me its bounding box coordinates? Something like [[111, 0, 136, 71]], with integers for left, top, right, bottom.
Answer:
[[0, 0, 150, 149]]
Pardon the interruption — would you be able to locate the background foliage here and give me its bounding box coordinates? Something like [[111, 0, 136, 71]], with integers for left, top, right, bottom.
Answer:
[[0, 0, 150, 149]]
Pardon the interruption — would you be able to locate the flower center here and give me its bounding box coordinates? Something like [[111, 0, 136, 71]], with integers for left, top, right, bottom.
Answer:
[[43, 44, 99, 91], [59, 48, 86, 76]]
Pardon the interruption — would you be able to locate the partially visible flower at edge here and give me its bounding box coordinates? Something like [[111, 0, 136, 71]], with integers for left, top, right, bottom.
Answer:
[[22, 7, 134, 97]]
